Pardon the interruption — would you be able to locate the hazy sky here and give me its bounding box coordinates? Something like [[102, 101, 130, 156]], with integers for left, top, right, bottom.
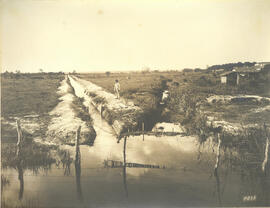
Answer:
[[1, 0, 270, 72]]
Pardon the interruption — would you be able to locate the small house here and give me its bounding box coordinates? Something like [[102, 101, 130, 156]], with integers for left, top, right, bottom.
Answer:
[[220, 71, 237, 84], [220, 65, 263, 85]]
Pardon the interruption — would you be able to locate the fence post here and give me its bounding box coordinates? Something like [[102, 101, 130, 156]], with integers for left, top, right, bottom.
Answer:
[[16, 120, 23, 157], [75, 126, 81, 164], [75, 125, 83, 201], [16, 120, 24, 200], [214, 133, 222, 171], [123, 136, 128, 197], [123, 136, 127, 165], [262, 123, 269, 173], [142, 122, 145, 141]]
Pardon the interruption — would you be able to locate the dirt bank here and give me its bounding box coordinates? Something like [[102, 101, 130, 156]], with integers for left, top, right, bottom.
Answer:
[[68, 75, 144, 137], [45, 76, 96, 145]]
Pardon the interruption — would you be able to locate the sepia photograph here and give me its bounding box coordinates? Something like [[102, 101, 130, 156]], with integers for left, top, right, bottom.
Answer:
[[1, 0, 270, 207]]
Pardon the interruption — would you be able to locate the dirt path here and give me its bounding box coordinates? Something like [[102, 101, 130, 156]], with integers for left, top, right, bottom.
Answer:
[[68, 75, 143, 137]]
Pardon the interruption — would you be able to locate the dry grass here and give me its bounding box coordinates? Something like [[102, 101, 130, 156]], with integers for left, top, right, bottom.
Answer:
[[78, 70, 270, 130], [1, 73, 65, 117], [78, 71, 176, 110]]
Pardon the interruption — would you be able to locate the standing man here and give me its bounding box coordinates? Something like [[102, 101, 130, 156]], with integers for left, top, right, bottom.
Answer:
[[114, 79, 120, 99]]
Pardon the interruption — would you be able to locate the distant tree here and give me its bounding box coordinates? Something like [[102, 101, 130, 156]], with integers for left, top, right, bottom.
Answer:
[[142, 67, 150, 74], [39, 68, 43, 73], [183, 68, 193, 72], [207, 62, 256, 71], [15, 70, 21, 79], [73, 70, 77, 74], [105, 71, 111, 77], [3, 71, 9, 78], [194, 68, 202, 72]]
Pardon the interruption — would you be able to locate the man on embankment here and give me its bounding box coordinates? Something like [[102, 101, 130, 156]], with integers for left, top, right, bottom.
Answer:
[[114, 79, 120, 99]]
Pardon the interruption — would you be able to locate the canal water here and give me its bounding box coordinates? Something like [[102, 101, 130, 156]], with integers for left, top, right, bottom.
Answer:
[[1, 105, 269, 208]]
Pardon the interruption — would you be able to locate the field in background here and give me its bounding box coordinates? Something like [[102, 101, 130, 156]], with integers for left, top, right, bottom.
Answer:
[[1, 73, 65, 144], [77, 72, 170, 110], [1, 73, 65, 117], [78, 70, 270, 133]]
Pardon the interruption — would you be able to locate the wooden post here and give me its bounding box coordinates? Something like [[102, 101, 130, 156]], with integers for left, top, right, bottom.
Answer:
[[16, 120, 23, 157], [214, 132, 222, 205], [262, 123, 269, 173], [16, 120, 23, 146], [75, 126, 81, 164], [18, 162, 24, 200], [236, 73, 240, 85], [75, 125, 83, 201], [123, 136, 127, 165], [15, 120, 24, 200], [214, 133, 221, 171], [123, 136, 128, 197], [142, 122, 144, 141]]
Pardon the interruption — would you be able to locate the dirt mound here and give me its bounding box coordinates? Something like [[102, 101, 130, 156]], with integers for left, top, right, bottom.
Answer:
[[46, 77, 96, 145], [207, 95, 270, 105]]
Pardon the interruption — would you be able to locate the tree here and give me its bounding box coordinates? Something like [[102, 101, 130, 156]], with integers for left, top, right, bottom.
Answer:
[[39, 68, 43, 73], [105, 71, 111, 77], [142, 66, 150, 74]]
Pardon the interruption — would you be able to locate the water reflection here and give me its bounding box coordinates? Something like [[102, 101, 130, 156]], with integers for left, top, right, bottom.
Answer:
[[1, 139, 55, 203], [214, 167, 222, 206], [17, 160, 24, 201], [75, 139, 83, 202], [1, 175, 10, 192], [212, 139, 270, 207], [105, 136, 167, 198], [123, 137, 128, 198], [214, 133, 222, 206], [2, 123, 270, 207], [57, 149, 73, 176]]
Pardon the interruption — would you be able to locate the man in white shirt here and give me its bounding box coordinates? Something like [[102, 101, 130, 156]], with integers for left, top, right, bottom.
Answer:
[[114, 79, 120, 99]]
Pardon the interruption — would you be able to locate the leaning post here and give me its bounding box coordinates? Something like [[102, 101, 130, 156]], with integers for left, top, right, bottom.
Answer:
[[214, 133, 222, 173], [75, 126, 81, 164], [262, 123, 269, 173], [142, 122, 145, 141], [16, 120, 23, 157]]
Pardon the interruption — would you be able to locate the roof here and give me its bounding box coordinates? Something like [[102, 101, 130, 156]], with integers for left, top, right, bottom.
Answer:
[[234, 65, 262, 73], [220, 71, 236, 76], [220, 65, 263, 77]]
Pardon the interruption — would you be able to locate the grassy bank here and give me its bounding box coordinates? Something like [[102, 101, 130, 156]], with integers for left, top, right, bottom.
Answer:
[[1, 73, 65, 117]]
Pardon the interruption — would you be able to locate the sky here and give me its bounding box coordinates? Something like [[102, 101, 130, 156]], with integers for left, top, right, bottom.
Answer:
[[1, 0, 270, 73]]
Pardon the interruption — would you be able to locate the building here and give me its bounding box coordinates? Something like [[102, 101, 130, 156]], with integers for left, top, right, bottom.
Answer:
[[220, 65, 263, 85], [220, 71, 237, 84]]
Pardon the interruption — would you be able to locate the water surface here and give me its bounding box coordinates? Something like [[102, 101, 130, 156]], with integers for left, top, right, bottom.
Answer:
[[2, 106, 269, 207]]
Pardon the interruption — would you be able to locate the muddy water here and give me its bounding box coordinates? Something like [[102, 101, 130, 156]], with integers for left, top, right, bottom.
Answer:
[[2, 104, 270, 207]]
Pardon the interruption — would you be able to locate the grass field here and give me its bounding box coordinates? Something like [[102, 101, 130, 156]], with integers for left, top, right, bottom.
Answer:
[[2, 70, 269, 135], [77, 72, 169, 110], [1, 73, 65, 117], [1, 73, 65, 144]]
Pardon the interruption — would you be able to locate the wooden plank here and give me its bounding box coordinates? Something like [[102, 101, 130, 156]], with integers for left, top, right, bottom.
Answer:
[[120, 131, 186, 138]]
